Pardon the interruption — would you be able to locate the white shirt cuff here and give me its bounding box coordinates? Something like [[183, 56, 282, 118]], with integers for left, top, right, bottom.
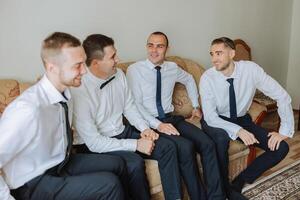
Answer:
[[126, 139, 138, 151]]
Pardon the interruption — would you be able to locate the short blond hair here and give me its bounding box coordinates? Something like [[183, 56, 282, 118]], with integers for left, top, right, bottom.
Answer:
[[41, 32, 81, 65]]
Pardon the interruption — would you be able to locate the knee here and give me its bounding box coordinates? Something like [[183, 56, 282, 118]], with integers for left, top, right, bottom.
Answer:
[[113, 157, 127, 175], [179, 139, 195, 156], [202, 140, 217, 156], [129, 155, 145, 172], [215, 133, 230, 148], [160, 139, 178, 156], [98, 173, 124, 198], [276, 140, 289, 159]]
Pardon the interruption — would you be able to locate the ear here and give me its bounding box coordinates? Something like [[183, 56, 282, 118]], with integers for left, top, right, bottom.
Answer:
[[229, 49, 236, 59], [44, 60, 59, 74], [90, 59, 100, 68]]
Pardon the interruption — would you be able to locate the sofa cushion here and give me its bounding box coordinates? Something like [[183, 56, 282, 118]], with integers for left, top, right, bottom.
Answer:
[[0, 79, 20, 114]]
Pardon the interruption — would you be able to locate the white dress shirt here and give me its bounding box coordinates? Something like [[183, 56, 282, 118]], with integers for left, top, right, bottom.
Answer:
[[200, 60, 294, 140], [71, 68, 149, 153], [0, 75, 71, 200], [127, 59, 200, 129]]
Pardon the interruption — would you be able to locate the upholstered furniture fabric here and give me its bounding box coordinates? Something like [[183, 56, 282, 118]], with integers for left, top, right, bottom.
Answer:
[[0, 56, 267, 199]]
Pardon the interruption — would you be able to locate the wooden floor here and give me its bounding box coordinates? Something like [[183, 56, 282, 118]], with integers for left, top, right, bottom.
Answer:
[[255, 109, 300, 179]]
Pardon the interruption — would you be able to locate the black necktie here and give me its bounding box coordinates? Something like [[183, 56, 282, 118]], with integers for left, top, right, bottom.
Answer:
[[57, 101, 73, 175], [227, 78, 237, 120], [155, 66, 165, 119], [100, 76, 115, 89]]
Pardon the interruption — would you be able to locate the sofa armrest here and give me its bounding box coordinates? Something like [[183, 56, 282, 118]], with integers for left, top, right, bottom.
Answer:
[[248, 101, 267, 125]]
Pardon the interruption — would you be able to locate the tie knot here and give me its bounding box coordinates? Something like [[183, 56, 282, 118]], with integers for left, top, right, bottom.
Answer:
[[59, 101, 68, 110], [155, 66, 161, 71], [227, 78, 234, 85], [59, 101, 67, 106]]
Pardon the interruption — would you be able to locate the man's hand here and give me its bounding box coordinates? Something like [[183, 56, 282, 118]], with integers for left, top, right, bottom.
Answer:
[[237, 128, 259, 146], [140, 129, 159, 141], [268, 132, 287, 151], [188, 108, 202, 121], [157, 123, 180, 135], [136, 138, 155, 155]]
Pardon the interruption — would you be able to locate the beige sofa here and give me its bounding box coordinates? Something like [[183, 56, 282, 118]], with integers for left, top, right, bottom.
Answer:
[[0, 56, 267, 200]]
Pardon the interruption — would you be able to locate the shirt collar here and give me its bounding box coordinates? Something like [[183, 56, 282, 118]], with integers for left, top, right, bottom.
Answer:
[[145, 59, 167, 71], [86, 67, 117, 88], [215, 62, 239, 81], [40, 74, 71, 104]]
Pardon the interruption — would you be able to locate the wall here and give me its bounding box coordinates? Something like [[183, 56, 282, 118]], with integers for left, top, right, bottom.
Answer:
[[287, 0, 300, 109], [0, 0, 294, 89]]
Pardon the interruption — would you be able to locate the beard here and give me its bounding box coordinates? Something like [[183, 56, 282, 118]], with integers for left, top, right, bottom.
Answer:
[[60, 75, 82, 88], [215, 61, 230, 72]]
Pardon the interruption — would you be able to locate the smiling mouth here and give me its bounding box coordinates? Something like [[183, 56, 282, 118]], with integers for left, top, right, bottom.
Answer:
[[150, 54, 159, 58]]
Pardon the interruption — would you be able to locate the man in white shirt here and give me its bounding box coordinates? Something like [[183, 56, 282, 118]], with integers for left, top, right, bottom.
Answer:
[[0, 32, 126, 200], [127, 32, 225, 200], [200, 37, 294, 197], [71, 34, 184, 200]]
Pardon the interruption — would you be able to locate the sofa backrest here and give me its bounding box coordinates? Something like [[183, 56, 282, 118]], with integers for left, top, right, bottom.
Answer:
[[116, 56, 206, 117], [0, 56, 205, 118]]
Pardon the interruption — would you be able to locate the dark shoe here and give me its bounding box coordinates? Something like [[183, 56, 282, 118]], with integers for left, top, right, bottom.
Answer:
[[228, 190, 248, 200], [231, 176, 246, 193]]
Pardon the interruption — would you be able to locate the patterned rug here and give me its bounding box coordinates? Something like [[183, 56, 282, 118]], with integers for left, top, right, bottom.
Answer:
[[243, 160, 300, 199]]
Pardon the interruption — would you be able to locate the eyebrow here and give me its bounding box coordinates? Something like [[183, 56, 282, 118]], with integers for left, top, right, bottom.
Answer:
[[147, 42, 165, 46], [73, 61, 84, 66], [210, 50, 223, 55]]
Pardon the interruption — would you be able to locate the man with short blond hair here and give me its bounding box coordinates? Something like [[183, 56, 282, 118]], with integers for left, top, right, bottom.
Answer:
[[0, 32, 126, 200]]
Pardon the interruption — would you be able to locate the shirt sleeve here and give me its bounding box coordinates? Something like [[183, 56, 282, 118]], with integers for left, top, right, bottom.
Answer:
[[176, 65, 200, 108], [121, 71, 150, 131], [0, 102, 37, 200], [72, 89, 137, 153], [253, 63, 294, 137], [126, 66, 162, 129], [200, 75, 242, 140]]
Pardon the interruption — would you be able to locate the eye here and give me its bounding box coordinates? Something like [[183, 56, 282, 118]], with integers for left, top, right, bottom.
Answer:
[[74, 63, 83, 69]]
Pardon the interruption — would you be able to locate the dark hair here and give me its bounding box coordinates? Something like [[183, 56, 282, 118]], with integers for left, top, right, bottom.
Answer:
[[211, 37, 235, 50], [83, 34, 114, 66], [41, 32, 81, 64], [150, 31, 169, 47]]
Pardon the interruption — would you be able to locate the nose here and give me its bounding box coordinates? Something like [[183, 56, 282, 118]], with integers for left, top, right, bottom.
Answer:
[[211, 54, 217, 63], [151, 46, 157, 52], [114, 55, 120, 64], [81, 64, 87, 75]]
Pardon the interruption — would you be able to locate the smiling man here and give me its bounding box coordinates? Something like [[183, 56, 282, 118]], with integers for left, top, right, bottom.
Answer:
[[200, 37, 294, 198], [127, 32, 225, 200], [71, 34, 184, 200], [0, 32, 126, 200]]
